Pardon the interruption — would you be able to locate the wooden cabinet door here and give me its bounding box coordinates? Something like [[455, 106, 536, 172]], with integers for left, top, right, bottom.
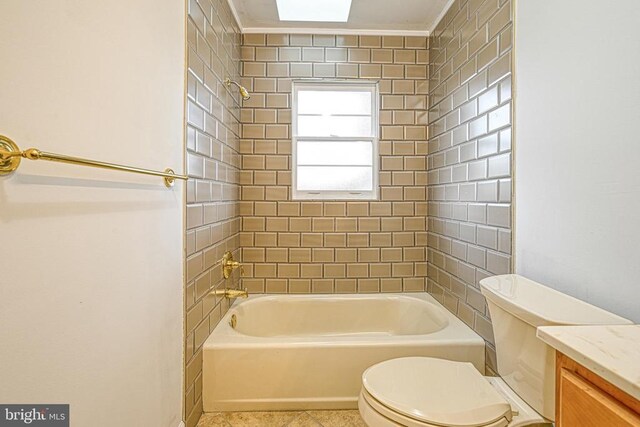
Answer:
[[558, 368, 640, 427]]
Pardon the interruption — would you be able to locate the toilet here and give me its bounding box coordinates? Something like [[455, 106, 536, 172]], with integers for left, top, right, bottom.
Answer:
[[358, 274, 632, 427]]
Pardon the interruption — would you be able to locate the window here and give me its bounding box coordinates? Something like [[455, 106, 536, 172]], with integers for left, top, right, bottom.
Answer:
[[276, 0, 352, 22], [292, 81, 379, 200]]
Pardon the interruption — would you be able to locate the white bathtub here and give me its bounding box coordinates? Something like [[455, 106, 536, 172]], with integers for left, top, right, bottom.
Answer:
[[202, 293, 485, 412]]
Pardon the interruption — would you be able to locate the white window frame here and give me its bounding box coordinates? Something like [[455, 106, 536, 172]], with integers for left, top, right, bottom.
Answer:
[[291, 80, 379, 200]]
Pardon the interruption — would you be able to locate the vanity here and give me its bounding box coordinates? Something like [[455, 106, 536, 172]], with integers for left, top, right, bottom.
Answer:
[[537, 325, 640, 426]]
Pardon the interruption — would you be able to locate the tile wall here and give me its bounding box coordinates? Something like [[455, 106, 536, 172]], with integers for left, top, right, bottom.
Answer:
[[186, 0, 513, 422], [238, 34, 430, 294], [426, 0, 513, 370], [184, 0, 242, 425]]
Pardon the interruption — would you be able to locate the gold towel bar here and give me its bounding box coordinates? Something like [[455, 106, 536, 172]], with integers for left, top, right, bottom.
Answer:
[[0, 135, 187, 187]]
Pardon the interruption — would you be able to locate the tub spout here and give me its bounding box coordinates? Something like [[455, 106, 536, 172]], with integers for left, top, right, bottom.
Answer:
[[211, 288, 249, 299]]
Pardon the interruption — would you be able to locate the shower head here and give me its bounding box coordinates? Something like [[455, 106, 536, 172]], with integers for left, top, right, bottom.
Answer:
[[238, 85, 251, 101], [225, 78, 251, 101]]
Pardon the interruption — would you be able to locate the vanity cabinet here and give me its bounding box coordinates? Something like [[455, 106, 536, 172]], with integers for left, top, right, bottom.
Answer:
[[556, 352, 640, 427]]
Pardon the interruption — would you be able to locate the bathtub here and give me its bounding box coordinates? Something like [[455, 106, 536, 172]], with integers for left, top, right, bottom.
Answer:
[[202, 293, 485, 412]]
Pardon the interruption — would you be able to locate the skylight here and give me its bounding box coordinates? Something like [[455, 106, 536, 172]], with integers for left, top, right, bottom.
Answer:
[[276, 0, 352, 22]]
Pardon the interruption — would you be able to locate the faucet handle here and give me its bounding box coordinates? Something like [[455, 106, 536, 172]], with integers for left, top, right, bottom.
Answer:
[[221, 251, 243, 279]]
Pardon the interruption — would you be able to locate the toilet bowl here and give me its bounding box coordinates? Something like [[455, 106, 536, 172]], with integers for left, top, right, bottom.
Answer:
[[357, 274, 632, 427]]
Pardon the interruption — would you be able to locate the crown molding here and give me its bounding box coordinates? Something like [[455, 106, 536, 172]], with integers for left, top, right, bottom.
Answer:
[[242, 27, 430, 36], [428, 0, 456, 34], [225, 0, 244, 30]]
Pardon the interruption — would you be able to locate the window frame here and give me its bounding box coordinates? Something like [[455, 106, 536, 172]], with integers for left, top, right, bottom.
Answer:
[[291, 80, 379, 201]]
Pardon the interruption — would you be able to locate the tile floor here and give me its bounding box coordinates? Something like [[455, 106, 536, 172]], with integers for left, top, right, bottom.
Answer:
[[196, 410, 366, 427]]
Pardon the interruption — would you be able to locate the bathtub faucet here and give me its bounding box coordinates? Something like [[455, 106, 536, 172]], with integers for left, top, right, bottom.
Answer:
[[211, 288, 249, 299]]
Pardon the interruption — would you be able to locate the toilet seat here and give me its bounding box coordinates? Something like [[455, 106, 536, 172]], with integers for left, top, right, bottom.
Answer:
[[361, 357, 512, 427], [359, 388, 510, 427]]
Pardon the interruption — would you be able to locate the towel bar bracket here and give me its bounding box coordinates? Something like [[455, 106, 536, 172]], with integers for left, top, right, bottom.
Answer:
[[0, 136, 22, 176]]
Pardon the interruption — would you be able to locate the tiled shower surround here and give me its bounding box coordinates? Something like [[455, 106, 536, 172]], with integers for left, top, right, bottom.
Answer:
[[184, 0, 242, 425], [427, 0, 513, 370], [185, 0, 513, 424], [239, 34, 430, 294]]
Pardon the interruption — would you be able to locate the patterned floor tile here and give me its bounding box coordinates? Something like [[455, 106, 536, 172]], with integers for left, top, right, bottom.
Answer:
[[197, 409, 366, 427], [222, 411, 301, 427], [197, 412, 232, 427], [306, 410, 367, 427], [286, 412, 323, 427]]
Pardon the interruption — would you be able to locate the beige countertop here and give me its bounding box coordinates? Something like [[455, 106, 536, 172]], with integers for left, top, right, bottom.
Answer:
[[537, 325, 640, 400]]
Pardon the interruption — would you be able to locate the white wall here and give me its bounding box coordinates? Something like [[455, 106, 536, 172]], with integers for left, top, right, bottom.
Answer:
[[514, 0, 640, 322], [0, 1, 185, 426]]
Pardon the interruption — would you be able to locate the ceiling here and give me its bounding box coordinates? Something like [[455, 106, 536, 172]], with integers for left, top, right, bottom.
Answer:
[[227, 0, 453, 35]]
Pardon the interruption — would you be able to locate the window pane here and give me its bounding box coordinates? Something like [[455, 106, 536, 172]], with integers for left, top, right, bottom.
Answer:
[[297, 90, 372, 115], [298, 140, 372, 166], [292, 82, 378, 199], [298, 115, 372, 137], [297, 166, 373, 191]]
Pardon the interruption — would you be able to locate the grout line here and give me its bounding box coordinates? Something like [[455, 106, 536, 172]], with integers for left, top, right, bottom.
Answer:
[[303, 411, 324, 427], [283, 412, 312, 427]]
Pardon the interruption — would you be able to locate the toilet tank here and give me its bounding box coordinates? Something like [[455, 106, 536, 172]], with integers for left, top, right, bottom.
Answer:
[[479, 274, 631, 421]]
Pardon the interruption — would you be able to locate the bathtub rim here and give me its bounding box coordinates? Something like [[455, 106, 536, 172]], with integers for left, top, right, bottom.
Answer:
[[203, 292, 485, 348]]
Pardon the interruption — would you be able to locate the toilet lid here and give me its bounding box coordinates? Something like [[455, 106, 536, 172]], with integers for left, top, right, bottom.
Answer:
[[362, 357, 511, 427]]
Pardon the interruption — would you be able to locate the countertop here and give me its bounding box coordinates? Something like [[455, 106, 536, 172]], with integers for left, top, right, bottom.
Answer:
[[537, 325, 640, 400]]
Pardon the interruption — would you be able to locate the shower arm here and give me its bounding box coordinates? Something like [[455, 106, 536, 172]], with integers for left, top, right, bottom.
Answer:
[[225, 78, 241, 89]]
